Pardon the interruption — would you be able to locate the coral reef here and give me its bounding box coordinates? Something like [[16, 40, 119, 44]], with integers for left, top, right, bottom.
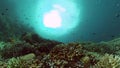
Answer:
[[80, 39, 120, 56], [7, 57, 27, 68], [0, 33, 120, 68], [0, 33, 61, 59], [93, 54, 120, 68], [41, 43, 85, 68]]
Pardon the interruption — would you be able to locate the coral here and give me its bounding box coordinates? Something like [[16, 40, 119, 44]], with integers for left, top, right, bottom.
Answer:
[[0, 36, 120, 68], [0, 41, 34, 59], [0, 42, 6, 50], [7, 57, 28, 68], [0, 42, 100, 68], [107, 37, 120, 45], [0, 33, 61, 59], [80, 40, 120, 56], [0, 61, 7, 67], [40, 43, 85, 68], [50, 43, 83, 61], [19, 53, 35, 61], [93, 54, 120, 68], [100, 38, 120, 55]]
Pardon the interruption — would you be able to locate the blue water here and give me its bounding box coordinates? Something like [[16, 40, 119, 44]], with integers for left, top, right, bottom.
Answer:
[[0, 0, 120, 43]]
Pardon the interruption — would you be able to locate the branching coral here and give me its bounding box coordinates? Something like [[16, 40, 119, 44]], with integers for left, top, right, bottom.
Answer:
[[7, 57, 28, 68], [42, 43, 84, 68], [93, 54, 120, 68]]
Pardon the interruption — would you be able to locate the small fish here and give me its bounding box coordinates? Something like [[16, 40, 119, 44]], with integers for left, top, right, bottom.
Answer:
[[6, 8, 8, 11], [25, 17, 29, 20], [111, 35, 115, 38], [1, 13, 5, 15], [115, 14, 120, 18], [92, 33, 96, 35]]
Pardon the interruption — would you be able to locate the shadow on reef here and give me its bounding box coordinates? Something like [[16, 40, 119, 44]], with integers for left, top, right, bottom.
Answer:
[[0, 33, 62, 59]]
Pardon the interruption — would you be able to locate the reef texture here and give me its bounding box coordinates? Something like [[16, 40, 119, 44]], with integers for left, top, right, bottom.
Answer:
[[0, 33, 120, 68]]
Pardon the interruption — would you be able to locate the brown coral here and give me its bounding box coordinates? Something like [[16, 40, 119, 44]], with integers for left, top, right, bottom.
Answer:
[[44, 43, 84, 68]]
